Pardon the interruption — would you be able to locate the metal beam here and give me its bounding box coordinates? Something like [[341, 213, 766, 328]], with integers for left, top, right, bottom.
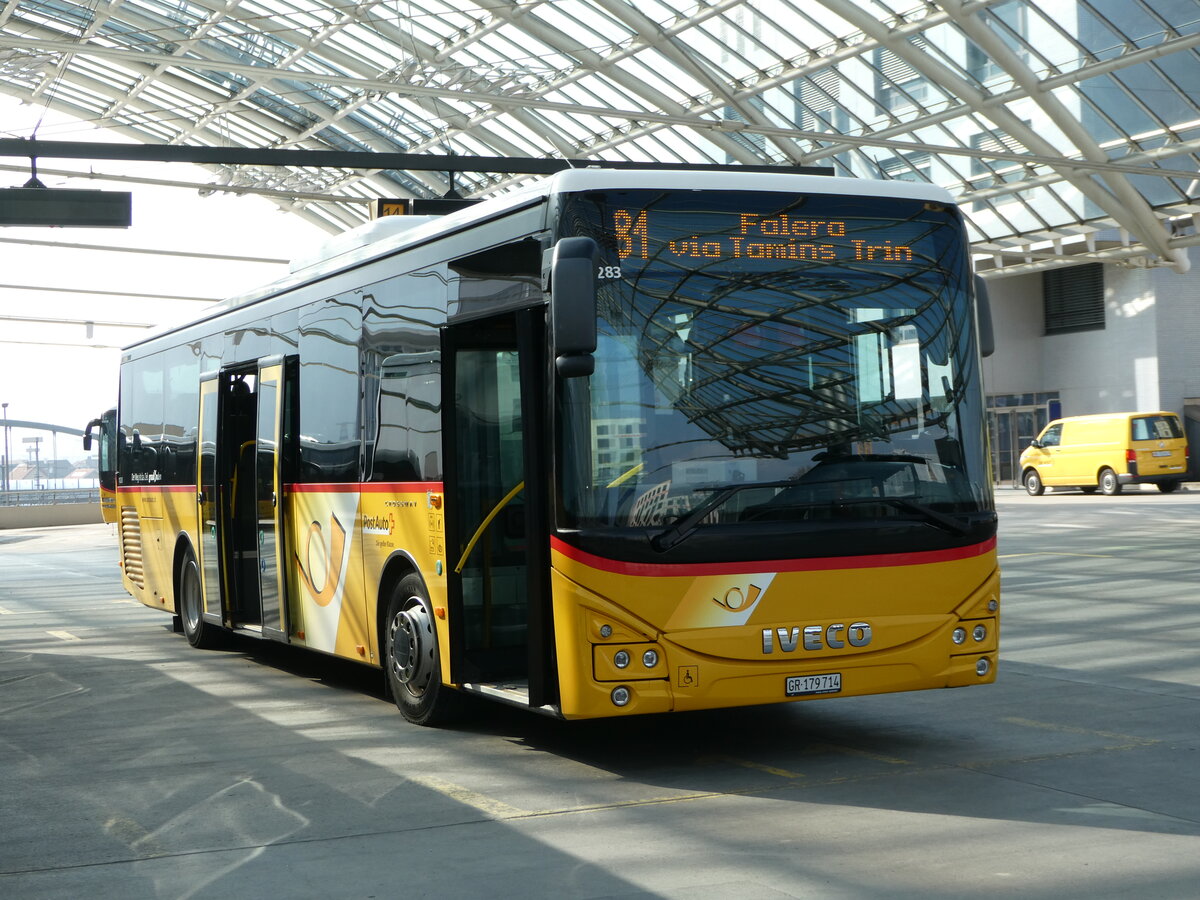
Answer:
[[0, 236, 285, 265], [938, 0, 1185, 272], [1, 419, 86, 437], [0, 283, 220, 304], [820, 0, 1185, 270], [0, 313, 153, 329], [0, 162, 373, 205], [0, 139, 820, 174]]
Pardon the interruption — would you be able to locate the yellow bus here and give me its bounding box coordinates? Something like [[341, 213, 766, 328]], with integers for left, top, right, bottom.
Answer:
[[90, 168, 999, 725], [83, 407, 117, 523]]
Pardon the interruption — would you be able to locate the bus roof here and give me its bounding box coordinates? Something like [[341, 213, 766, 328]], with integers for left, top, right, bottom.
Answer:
[[548, 166, 954, 202], [284, 167, 955, 281], [125, 168, 958, 352]]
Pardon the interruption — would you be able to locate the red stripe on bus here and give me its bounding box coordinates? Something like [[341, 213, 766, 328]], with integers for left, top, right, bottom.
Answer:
[[550, 535, 996, 577], [117, 482, 442, 494], [118, 484, 193, 493]]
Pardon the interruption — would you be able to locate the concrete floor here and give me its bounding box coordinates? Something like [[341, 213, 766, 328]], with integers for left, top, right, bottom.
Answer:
[[1, 488, 1198, 899]]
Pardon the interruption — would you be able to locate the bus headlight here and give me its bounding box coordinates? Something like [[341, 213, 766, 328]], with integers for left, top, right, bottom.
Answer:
[[642, 649, 659, 668], [952, 627, 967, 645], [611, 686, 631, 707], [614, 650, 630, 669], [976, 657, 991, 676], [972, 624, 987, 642]]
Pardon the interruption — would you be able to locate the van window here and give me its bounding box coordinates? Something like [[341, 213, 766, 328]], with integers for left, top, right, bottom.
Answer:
[[1131, 415, 1182, 441], [1039, 423, 1062, 447]]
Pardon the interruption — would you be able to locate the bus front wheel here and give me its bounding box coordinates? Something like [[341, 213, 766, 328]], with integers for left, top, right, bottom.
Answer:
[[384, 574, 463, 726], [179, 550, 222, 649], [1099, 468, 1122, 495]]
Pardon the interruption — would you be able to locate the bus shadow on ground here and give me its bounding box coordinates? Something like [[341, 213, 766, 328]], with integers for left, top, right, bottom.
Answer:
[[209, 628, 1200, 842]]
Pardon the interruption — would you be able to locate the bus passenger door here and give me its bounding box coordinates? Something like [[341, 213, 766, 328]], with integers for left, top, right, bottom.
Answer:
[[256, 357, 290, 640], [444, 308, 552, 707], [196, 366, 269, 634], [196, 373, 224, 628]]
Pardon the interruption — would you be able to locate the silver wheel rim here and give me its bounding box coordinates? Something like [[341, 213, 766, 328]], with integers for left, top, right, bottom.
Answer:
[[182, 563, 201, 633], [389, 597, 435, 697]]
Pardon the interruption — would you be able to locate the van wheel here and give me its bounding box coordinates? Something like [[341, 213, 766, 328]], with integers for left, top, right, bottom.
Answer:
[[1023, 469, 1044, 496], [384, 574, 464, 727], [1157, 481, 1180, 494], [1099, 468, 1122, 496]]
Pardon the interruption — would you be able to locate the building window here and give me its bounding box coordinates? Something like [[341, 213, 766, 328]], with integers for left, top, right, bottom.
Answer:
[[796, 67, 841, 131], [1043, 264, 1105, 335], [722, 95, 767, 158], [967, 0, 1029, 84], [969, 125, 1034, 211], [880, 151, 931, 183], [875, 39, 929, 112]]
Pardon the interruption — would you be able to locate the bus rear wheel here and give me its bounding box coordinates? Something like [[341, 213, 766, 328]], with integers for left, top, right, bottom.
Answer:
[[1023, 469, 1044, 496], [1099, 468, 1122, 495], [1158, 480, 1180, 493], [384, 574, 463, 726], [179, 550, 222, 649]]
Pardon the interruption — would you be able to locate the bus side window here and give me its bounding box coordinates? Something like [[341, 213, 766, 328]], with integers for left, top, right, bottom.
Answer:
[[373, 353, 441, 483]]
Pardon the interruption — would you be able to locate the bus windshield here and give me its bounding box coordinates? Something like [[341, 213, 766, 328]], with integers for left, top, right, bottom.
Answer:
[[556, 188, 992, 556]]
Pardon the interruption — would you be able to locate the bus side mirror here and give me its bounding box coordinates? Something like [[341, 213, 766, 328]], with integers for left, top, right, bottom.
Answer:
[[548, 236, 599, 378], [974, 274, 995, 358], [83, 417, 101, 451]]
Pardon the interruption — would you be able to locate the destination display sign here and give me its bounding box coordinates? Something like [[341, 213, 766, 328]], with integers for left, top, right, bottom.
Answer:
[[613, 207, 916, 265]]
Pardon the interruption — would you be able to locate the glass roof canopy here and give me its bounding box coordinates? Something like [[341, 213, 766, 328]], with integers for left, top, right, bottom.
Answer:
[[2, 0, 1200, 276]]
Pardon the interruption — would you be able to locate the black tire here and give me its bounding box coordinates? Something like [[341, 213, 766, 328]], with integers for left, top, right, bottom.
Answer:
[[1099, 468, 1122, 496], [1080, 486, 1098, 494], [1157, 480, 1180, 493], [179, 550, 223, 649], [1023, 469, 1044, 496], [384, 574, 463, 726]]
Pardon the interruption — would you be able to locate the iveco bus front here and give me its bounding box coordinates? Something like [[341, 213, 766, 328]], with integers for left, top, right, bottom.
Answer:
[[544, 173, 998, 717]]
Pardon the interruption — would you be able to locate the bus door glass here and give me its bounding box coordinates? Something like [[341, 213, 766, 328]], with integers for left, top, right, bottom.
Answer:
[[197, 367, 266, 631], [256, 358, 288, 639], [445, 309, 549, 694], [197, 374, 222, 623]]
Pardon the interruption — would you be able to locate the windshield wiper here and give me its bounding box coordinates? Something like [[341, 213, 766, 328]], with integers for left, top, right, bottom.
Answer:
[[871, 497, 973, 535], [650, 480, 796, 552], [749, 494, 972, 536], [653, 491, 974, 551]]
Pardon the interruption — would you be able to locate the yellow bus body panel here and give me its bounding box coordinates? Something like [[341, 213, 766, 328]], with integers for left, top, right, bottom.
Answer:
[[551, 541, 998, 719], [116, 486, 199, 614], [99, 486, 118, 524], [116, 484, 449, 670], [116, 482, 997, 721]]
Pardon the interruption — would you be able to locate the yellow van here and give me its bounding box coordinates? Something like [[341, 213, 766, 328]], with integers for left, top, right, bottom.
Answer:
[[1019, 411, 1189, 495]]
